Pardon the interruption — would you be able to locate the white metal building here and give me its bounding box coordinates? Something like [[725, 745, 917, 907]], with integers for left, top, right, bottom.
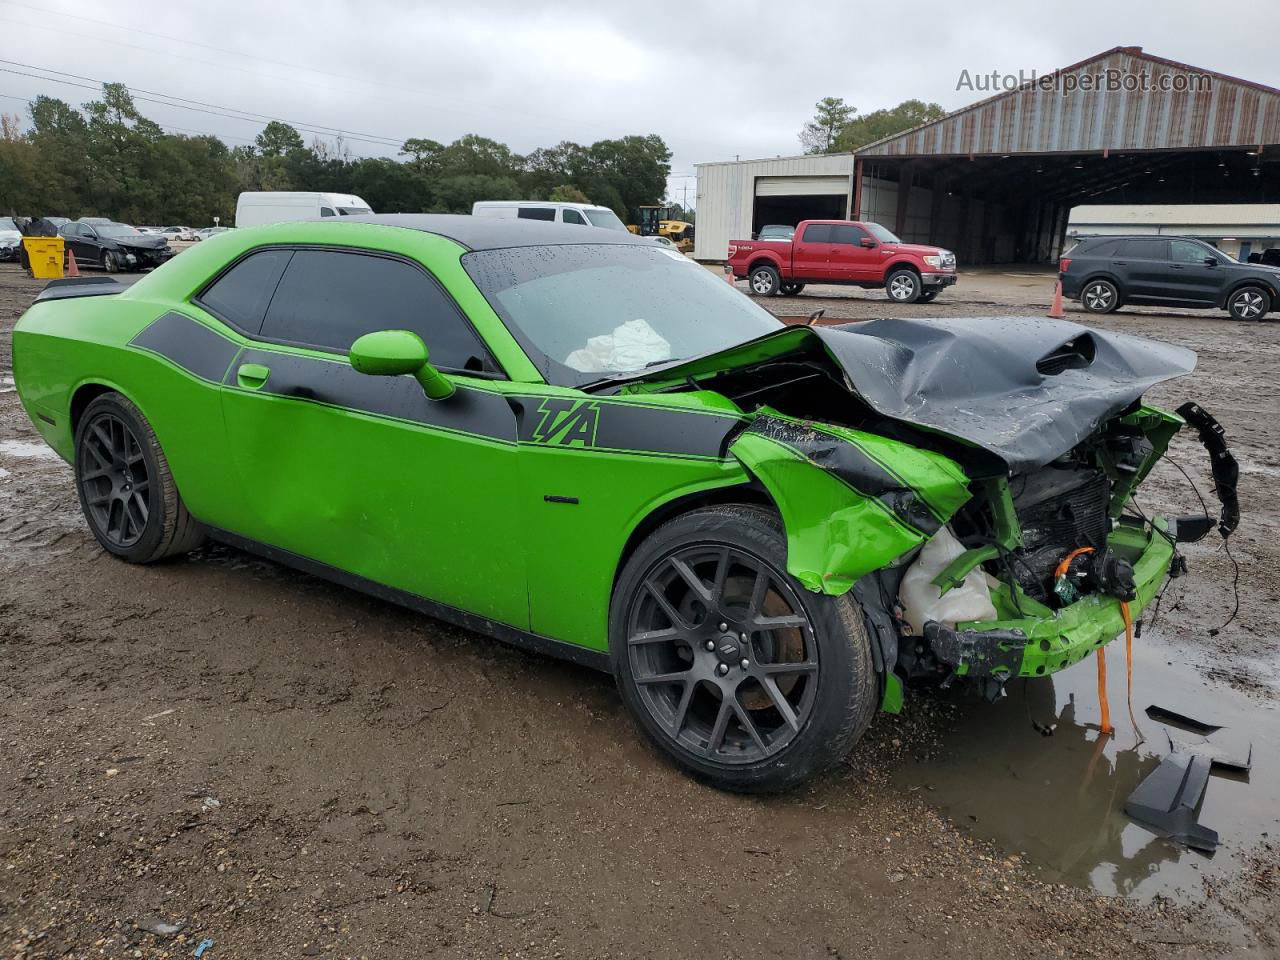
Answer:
[[1067, 204, 1280, 261]]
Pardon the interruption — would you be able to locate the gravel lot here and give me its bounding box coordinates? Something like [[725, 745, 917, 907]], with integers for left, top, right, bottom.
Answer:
[[1, 262, 1276, 958]]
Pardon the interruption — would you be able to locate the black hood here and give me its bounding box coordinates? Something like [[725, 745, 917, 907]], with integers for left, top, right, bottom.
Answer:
[[113, 236, 168, 251], [811, 316, 1195, 471]]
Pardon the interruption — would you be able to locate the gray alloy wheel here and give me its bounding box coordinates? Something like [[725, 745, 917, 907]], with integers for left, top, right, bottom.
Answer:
[[1082, 279, 1119, 314], [749, 265, 780, 297], [1228, 286, 1270, 321], [102, 250, 119, 274], [886, 269, 921, 303]]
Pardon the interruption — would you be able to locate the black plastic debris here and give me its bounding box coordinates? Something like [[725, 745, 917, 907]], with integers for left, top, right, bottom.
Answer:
[[1167, 731, 1252, 774], [1145, 704, 1223, 735], [1124, 753, 1218, 852]]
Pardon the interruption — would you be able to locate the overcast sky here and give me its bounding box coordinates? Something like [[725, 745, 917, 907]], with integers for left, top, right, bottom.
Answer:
[[3, 0, 1278, 208]]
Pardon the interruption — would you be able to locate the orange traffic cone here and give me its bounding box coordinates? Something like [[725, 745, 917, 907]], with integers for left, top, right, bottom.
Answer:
[[65, 247, 80, 278], [1048, 279, 1064, 318]]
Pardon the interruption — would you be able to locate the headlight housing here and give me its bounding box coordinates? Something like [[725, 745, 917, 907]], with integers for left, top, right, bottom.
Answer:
[[922, 255, 942, 268]]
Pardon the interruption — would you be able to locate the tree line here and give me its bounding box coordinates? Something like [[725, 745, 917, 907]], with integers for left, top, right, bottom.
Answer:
[[0, 84, 675, 227], [800, 97, 947, 154]]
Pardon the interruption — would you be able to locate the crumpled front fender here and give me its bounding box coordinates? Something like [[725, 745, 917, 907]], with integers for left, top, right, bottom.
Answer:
[[729, 410, 972, 595]]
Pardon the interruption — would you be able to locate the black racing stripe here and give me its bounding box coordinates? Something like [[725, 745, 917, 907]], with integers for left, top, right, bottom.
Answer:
[[748, 416, 941, 535], [130, 311, 241, 383], [513, 395, 739, 459], [231, 348, 517, 443]]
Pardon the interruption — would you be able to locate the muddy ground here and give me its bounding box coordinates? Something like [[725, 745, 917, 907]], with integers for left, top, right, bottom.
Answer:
[[0, 262, 1277, 959]]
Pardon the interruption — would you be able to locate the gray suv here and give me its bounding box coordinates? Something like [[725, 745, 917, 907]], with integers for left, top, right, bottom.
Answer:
[[1060, 235, 1280, 321]]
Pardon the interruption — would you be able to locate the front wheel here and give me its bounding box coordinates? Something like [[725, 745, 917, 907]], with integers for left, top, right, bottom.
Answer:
[[1227, 286, 1271, 321], [74, 392, 206, 563], [749, 264, 781, 297], [611, 505, 878, 793], [101, 250, 120, 274], [885, 268, 922, 303]]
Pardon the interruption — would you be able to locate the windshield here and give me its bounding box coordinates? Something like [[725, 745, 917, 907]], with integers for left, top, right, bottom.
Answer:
[[583, 208, 628, 232], [338, 206, 373, 216], [865, 223, 901, 244], [758, 225, 793, 239], [464, 243, 782, 386], [96, 223, 140, 237]]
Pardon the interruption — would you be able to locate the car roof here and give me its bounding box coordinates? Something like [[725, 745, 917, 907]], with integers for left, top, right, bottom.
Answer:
[[339, 213, 651, 251]]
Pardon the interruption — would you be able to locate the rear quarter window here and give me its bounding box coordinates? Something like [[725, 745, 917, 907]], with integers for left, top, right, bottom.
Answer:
[[195, 248, 294, 334]]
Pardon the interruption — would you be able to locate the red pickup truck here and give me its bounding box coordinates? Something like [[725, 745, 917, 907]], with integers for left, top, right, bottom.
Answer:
[[728, 220, 957, 303]]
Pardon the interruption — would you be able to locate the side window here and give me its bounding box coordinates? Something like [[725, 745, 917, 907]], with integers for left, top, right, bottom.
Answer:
[[801, 224, 832, 244], [195, 248, 294, 334], [1119, 239, 1167, 260], [259, 249, 497, 373], [830, 224, 868, 245], [1085, 239, 1119, 257], [319, 207, 337, 217], [517, 208, 556, 221], [561, 209, 586, 225], [1171, 240, 1210, 263]]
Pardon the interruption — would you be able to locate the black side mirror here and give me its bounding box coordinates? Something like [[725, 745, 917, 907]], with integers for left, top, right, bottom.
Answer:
[[1204, 257, 1217, 266], [860, 237, 876, 248]]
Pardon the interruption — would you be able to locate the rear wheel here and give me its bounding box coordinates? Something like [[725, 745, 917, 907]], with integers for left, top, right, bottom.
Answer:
[[886, 268, 922, 303], [74, 392, 205, 563], [780, 282, 805, 296], [1227, 286, 1270, 321], [1081, 279, 1120, 314], [749, 264, 781, 297], [611, 505, 878, 792]]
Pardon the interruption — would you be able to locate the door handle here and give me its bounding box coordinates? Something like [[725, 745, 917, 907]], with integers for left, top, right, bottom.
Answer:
[[236, 362, 270, 390], [1113, 260, 1128, 266]]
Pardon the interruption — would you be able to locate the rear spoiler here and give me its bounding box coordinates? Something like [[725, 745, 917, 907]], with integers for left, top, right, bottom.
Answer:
[[35, 276, 124, 302]]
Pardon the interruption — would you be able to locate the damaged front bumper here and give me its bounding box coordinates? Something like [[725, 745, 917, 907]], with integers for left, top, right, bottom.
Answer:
[[925, 516, 1175, 683]]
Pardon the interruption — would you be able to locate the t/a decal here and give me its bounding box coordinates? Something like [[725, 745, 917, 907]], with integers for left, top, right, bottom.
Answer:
[[532, 399, 601, 448]]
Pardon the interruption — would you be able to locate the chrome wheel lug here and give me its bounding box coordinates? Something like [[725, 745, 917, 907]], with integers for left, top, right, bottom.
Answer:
[[740, 632, 748, 642], [718, 622, 728, 632], [705, 640, 715, 651], [740, 659, 750, 670], [716, 663, 729, 676]]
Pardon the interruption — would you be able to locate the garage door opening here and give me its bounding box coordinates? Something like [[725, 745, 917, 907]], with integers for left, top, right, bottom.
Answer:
[[751, 194, 847, 238]]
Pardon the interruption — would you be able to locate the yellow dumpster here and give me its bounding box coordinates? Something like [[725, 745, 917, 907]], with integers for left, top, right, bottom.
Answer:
[[23, 236, 65, 280]]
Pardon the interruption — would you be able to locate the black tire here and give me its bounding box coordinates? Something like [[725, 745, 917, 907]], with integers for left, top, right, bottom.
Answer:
[[74, 392, 205, 563], [101, 250, 120, 274], [749, 264, 781, 297], [917, 289, 939, 303], [1081, 278, 1120, 314], [611, 505, 877, 793], [885, 268, 922, 303], [779, 282, 805, 297], [1227, 286, 1271, 321]]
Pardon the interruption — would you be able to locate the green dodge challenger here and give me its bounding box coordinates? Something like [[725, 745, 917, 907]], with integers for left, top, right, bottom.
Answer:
[[12, 215, 1238, 791]]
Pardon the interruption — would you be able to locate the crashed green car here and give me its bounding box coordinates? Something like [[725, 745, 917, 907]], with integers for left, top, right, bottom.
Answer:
[[11, 215, 1237, 792]]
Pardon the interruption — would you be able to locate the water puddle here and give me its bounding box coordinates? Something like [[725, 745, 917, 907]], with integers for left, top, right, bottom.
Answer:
[[895, 634, 1280, 901]]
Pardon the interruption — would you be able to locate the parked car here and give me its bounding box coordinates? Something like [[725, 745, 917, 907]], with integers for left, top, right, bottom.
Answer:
[[728, 220, 957, 302], [471, 200, 629, 232], [44, 217, 70, 228], [10, 214, 1234, 792], [135, 226, 161, 235], [235, 192, 373, 228], [0, 217, 21, 262], [755, 224, 795, 242], [193, 226, 234, 242], [1061, 236, 1280, 321], [58, 221, 174, 272], [161, 226, 196, 242]]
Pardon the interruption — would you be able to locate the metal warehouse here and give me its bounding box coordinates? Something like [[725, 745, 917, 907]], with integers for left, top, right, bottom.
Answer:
[[693, 46, 1280, 263]]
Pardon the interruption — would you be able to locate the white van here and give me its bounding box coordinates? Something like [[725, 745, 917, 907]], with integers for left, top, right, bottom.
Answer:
[[235, 191, 373, 228], [471, 201, 628, 232]]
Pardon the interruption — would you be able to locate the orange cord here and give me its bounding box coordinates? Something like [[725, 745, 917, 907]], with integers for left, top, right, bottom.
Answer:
[[1054, 545, 1095, 580], [1120, 600, 1144, 745], [1095, 645, 1114, 736]]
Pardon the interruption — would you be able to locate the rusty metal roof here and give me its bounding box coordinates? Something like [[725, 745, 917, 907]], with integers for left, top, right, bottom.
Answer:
[[856, 47, 1280, 158]]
